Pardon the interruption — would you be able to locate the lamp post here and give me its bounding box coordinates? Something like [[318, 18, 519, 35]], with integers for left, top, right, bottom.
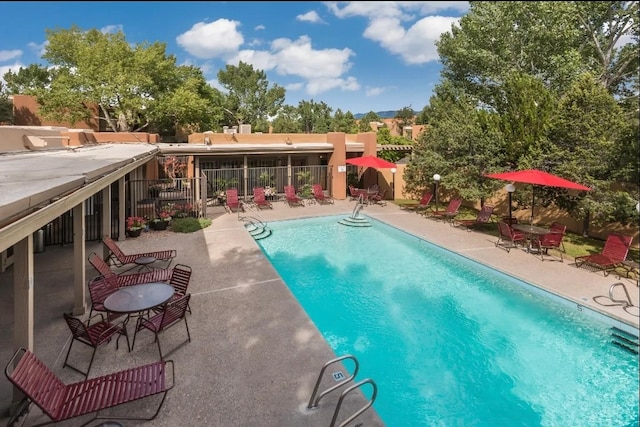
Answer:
[[433, 174, 441, 213], [390, 168, 396, 200], [505, 183, 515, 224]]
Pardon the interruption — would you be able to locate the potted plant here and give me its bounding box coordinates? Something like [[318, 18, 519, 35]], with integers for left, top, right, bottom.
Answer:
[[150, 210, 172, 230], [296, 170, 313, 198], [126, 216, 147, 237]]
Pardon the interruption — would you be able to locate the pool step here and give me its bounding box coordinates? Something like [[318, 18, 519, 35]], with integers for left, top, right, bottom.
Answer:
[[610, 327, 639, 355], [245, 223, 272, 240], [338, 216, 371, 227]]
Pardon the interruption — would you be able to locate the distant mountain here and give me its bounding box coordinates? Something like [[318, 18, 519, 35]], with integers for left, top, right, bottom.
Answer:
[[354, 110, 417, 119]]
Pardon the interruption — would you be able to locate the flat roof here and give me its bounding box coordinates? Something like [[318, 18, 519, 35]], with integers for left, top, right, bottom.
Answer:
[[0, 143, 158, 226]]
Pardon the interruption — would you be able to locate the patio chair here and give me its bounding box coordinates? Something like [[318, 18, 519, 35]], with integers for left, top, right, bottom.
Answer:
[[225, 188, 243, 213], [89, 252, 173, 287], [529, 223, 567, 262], [348, 185, 367, 202], [87, 274, 122, 321], [153, 263, 193, 315], [133, 294, 192, 359], [403, 191, 433, 213], [284, 185, 305, 207], [427, 198, 463, 223], [63, 312, 130, 379], [454, 204, 495, 231], [103, 235, 177, 270], [253, 187, 273, 209], [5, 347, 174, 426], [574, 233, 634, 276], [368, 189, 388, 206], [312, 184, 334, 204], [495, 221, 527, 252]]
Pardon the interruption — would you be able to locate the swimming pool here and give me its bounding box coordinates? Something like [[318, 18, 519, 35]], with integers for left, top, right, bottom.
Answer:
[[254, 215, 639, 427]]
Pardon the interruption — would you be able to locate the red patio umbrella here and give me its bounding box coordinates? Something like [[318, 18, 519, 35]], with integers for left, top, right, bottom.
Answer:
[[485, 169, 591, 223], [345, 155, 397, 170]]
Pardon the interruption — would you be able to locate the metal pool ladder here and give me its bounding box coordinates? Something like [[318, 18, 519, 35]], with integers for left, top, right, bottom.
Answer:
[[307, 355, 378, 427]]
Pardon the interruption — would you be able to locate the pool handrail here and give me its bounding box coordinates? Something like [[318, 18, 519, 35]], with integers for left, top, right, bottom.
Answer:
[[307, 354, 359, 409]]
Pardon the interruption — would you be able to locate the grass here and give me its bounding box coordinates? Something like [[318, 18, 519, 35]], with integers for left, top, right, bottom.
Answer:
[[170, 217, 212, 233]]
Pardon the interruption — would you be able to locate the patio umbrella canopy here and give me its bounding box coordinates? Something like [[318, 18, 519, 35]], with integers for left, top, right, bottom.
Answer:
[[485, 169, 591, 223], [345, 155, 397, 170]]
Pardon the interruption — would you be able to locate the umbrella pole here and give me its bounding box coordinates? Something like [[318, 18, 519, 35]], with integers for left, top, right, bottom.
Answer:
[[531, 188, 535, 224]]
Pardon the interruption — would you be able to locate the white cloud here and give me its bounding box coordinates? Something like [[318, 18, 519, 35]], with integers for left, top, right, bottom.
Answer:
[[365, 86, 385, 96], [207, 78, 226, 93], [254, 24, 265, 31], [100, 25, 124, 34], [297, 11, 325, 24], [27, 41, 48, 57], [326, 1, 466, 64], [176, 19, 244, 59], [224, 35, 359, 96], [0, 50, 22, 62], [285, 82, 304, 91]]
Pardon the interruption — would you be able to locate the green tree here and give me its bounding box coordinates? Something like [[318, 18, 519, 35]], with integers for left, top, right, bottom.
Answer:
[[0, 82, 13, 123], [37, 25, 217, 134], [357, 111, 383, 132], [376, 127, 411, 163], [330, 108, 358, 133], [271, 105, 301, 133], [393, 106, 415, 135], [217, 61, 285, 133], [2, 64, 51, 95], [297, 99, 333, 133]]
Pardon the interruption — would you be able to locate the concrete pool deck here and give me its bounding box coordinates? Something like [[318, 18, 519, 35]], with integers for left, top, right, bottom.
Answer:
[[1, 199, 638, 426]]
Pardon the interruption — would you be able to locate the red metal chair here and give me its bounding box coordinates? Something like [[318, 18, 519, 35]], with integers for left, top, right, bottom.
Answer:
[[312, 184, 334, 204], [404, 191, 433, 213], [225, 188, 243, 213], [530, 223, 567, 262], [63, 312, 130, 379], [103, 235, 176, 269], [454, 204, 495, 231], [575, 233, 634, 276], [153, 263, 192, 315], [5, 347, 174, 426], [87, 274, 122, 321], [495, 221, 527, 252], [89, 252, 172, 287], [427, 198, 463, 223], [253, 187, 273, 209], [284, 185, 305, 207], [133, 294, 192, 360]]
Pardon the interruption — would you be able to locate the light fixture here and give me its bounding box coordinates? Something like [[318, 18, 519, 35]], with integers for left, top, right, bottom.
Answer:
[[505, 183, 516, 224], [390, 168, 397, 200], [285, 137, 292, 145], [636, 201, 639, 213], [433, 174, 441, 213]]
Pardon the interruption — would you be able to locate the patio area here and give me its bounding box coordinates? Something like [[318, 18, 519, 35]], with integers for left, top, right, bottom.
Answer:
[[1, 200, 638, 426]]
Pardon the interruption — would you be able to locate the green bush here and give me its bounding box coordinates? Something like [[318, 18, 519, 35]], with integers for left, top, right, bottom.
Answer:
[[170, 217, 212, 233]]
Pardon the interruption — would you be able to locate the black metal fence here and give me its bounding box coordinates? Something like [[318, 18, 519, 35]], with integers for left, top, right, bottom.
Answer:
[[202, 165, 330, 200]]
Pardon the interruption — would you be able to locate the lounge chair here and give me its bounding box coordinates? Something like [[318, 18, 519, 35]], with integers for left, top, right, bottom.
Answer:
[[427, 198, 462, 223], [89, 252, 173, 287], [495, 221, 527, 252], [284, 185, 305, 207], [529, 222, 567, 262], [5, 347, 174, 426], [574, 233, 633, 276], [454, 204, 494, 231], [253, 187, 273, 209], [103, 235, 176, 270], [312, 184, 334, 204], [403, 191, 433, 213], [225, 188, 243, 213]]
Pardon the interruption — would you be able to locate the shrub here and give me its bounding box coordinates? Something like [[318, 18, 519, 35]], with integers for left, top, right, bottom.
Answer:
[[170, 217, 212, 233]]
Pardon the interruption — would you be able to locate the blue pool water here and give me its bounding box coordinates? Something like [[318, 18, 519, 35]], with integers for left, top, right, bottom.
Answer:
[[254, 215, 639, 427]]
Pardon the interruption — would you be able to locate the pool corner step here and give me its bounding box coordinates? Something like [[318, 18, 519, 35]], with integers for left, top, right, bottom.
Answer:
[[610, 327, 639, 355], [338, 217, 371, 227]]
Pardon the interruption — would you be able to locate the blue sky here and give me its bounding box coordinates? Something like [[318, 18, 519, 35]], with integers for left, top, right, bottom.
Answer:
[[0, 1, 470, 115]]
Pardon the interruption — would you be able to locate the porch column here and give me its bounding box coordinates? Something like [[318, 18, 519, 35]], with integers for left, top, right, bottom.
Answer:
[[287, 155, 292, 187], [12, 234, 33, 408], [118, 177, 126, 241], [14, 235, 34, 350], [102, 185, 112, 260], [243, 156, 248, 199], [72, 202, 86, 316]]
